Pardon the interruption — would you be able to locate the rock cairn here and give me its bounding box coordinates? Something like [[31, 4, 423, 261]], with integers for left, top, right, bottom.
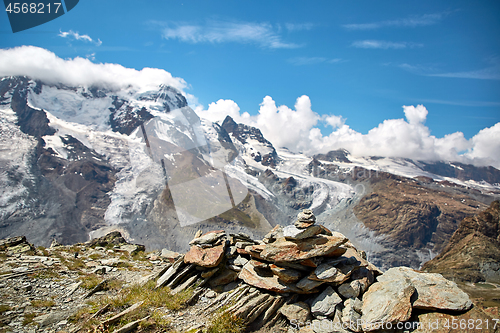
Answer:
[[0, 210, 477, 333], [152, 209, 473, 332]]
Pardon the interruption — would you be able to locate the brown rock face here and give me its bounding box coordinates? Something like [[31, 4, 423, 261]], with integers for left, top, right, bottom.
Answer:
[[353, 171, 489, 259], [184, 243, 225, 268], [422, 200, 500, 284], [259, 233, 348, 262]]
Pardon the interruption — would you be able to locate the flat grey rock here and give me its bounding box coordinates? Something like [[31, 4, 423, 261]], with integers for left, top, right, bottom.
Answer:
[[311, 286, 342, 317]]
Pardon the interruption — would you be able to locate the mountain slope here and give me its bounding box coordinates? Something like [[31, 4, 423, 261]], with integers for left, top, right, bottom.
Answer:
[[422, 200, 500, 284], [0, 75, 499, 273]]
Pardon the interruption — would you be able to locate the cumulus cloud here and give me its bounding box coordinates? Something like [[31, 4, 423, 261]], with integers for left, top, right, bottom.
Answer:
[[59, 30, 102, 46], [156, 20, 300, 49], [0, 46, 187, 93], [352, 40, 423, 49], [195, 96, 500, 169], [464, 123, 500, 167]]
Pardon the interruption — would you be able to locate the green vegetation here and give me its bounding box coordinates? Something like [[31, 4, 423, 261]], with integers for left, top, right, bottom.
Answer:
[[0, 305, 11, 314], [30, 268, 59, 279], [72, 280, 193, 332], [36, 246, 49, 256], [88, 253, 104, 260], [132, 251, 147, 262], [205, 311, 245, 333], [116, 261, 133, 269], [31, 299, 56, 308], [78, 274, 102, 290], [22, 312, 38, 326]]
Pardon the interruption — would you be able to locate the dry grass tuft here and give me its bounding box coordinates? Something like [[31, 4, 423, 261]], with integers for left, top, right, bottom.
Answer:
[[205, 311, 245, 333]]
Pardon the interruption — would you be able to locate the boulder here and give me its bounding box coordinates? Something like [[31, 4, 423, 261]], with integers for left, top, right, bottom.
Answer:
[[360, 278, 415, 332], [310, 286, 343, 318], [184, 243, 225, 268], [377, 267, 472, 311]]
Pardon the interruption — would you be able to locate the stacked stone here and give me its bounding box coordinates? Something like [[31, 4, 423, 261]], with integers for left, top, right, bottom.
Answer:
[[151, 209, 474, 332]]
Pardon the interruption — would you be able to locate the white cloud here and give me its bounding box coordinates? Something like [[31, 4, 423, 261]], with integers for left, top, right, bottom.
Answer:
[[59, 30, 102, 46], [195, 97, 500, 169], [196, 99, 252, 124], [0, 46, 187, 93], [285, 23, 314, 31], [403, 104, 427, 125], [352, 40, 423, 49], [428, 65, 500, 80], [400, 59, 500, 80], [343, 13, 444, 30], [288, 57, 342, 66], [157, 20, 300, 49], [324, 114, 345, 129], [464, 123, 500, 167]]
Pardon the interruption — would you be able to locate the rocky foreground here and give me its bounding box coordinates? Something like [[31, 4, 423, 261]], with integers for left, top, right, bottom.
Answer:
[[0, 210, 499, 333]]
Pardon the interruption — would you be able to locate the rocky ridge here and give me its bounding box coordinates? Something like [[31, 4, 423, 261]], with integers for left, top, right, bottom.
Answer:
[[1, 210, 498, 333], [422, 200, 500, 283], [422, 201, 500, 308]]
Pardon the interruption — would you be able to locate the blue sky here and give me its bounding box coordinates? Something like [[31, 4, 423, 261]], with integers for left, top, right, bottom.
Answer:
[[1, 0, 499, 165]]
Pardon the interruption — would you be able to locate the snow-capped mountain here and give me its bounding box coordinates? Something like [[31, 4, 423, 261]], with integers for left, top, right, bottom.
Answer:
[[1, 75, 499, 270]]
